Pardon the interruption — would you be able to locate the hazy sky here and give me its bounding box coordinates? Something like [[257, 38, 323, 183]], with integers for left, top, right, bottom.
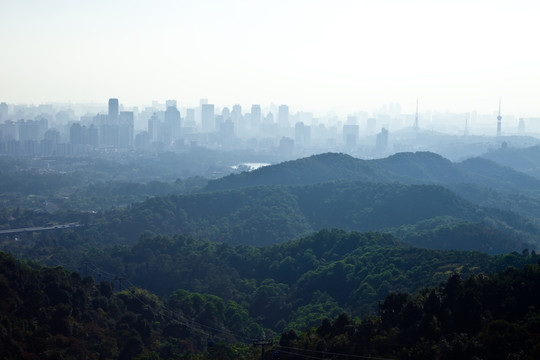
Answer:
[[1, 0, 539, 116]]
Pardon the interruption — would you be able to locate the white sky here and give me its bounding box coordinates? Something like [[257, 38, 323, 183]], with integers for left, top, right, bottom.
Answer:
[[1, 0, 539, 116]]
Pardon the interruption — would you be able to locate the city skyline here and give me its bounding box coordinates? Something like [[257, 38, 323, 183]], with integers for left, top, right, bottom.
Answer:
[[1, 0, 539, 117]]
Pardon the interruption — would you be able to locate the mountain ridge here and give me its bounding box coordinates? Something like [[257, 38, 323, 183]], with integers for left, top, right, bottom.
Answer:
[[205, 151, 540, 194]]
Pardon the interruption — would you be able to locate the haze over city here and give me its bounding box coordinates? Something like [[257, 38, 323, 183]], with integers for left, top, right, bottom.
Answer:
[[1, 0, 539, 117], [6, 2, 540, 359]]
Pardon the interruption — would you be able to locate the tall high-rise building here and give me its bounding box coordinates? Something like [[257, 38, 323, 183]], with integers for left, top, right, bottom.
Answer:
[[108, 98, 119, 121], [148, 113, 160, 142], [0, 102, 8, 121], [279, 137, 294, 155], [251, 104, 261, 132], [278, 105, 289, 128], [294, 122, 311, 146], [184, 108, 196, 130], [366, 118, 377, 134], [166, 99, 177, 109], [70, 123, 85, 145], [88, 124, 99, 146], [201, 104, 215, 132], [222, 107, 231, 121], [343, 124, 359, 147], [376, 127, 388, 152], [17, 120, 41, 142], [231, 104, 244, 136], [231, 104, 242, 123], [118, 111, 134, 147], [165, 101, 181, 140]]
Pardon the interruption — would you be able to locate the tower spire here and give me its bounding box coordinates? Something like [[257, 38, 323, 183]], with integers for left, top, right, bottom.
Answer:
[[497, 98, 502, 137]]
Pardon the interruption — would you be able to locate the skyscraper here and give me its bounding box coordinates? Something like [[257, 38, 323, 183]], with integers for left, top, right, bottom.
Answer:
[[343, 124, 359, 147], [278, 105, 289, 128], [231, 104, 244, 136], [165, 101, 181, 140], [118, 111, 134, 148], [295, 122, 311, 146], [0, 102, 8, 121], [201, 104, 215, 132], [108, 98, 119, 121], [251, 104, 261, 132], [376, 127, 388, 152]]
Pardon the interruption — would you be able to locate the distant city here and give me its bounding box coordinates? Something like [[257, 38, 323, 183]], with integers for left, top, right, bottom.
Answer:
[[1, 98, 539, 160]]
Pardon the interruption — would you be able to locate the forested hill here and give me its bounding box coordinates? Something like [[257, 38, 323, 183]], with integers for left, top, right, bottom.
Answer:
[[205, 151, 540, 194], [278, 261, 540, 360], [3, 234, 540, 359], [206, 152, 394, 190], [482, 144, 540, 179], [0, 252, 263, 360], [93, 181, 538, 251], [10, 230, 540, 334]]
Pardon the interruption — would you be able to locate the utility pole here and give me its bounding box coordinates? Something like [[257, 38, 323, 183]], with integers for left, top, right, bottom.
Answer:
[[253, 339, 272, 360]]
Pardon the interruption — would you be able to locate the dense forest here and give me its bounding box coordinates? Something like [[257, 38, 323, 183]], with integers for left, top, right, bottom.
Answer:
[[207, 152, 540, 220], [0, 251, 263, 360], [206, 151, 540, 193], [0, 155, 208, 212], [277, 261, 540, 360], [4, 229, 539, 333], [3, 245, 540, 359], [83, 180, 539, 252]]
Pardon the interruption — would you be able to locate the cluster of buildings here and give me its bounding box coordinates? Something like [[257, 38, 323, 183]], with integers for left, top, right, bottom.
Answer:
[[0, 98, 538, 158], [0, 98, 392, 157], [0, 99, 134, 156]]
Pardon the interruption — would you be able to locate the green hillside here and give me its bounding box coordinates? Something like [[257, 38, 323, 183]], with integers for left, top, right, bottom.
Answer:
[[277, 261, 540, 360], [482, 144, 540, 179], [10, 229, 539, 333], [206, 151, 540, 193], [88, 180, 539, 252], [0, 251, 262, 360]]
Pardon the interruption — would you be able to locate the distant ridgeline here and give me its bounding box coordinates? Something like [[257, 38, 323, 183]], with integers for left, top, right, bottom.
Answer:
[[205, 151, 540, 192], [3, 151, 540, 253], [89, 180, 539, 253], [57, 151, 540, 253]]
